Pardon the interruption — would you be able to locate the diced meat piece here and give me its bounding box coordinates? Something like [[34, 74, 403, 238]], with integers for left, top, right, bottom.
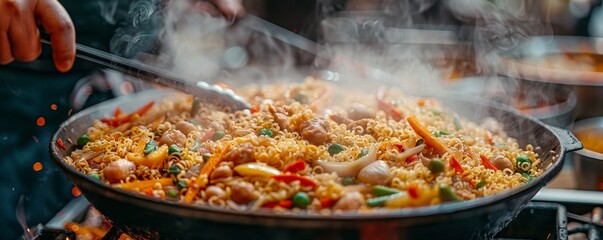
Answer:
[[210, 165, 233, 179], [333, 191, 365, 211], [299, 117, 330, 145], [231, 181, 256, 204], [176, 121, 198, 136], [184, 164, 202, 178], [347, 103, 375, 120], [222, 142, 254, 165], [329, 112, 352, 125], [103, 159, 135, 183], [267, 104, 291, 131], [159, 129, 187, 147], [490, 155, 515, 171]]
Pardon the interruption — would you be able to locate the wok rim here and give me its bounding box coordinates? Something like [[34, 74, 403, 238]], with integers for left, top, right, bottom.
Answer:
[[49, 89, 569, 223]]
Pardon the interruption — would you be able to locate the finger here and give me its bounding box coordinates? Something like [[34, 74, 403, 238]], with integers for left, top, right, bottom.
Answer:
[[35, 0, 75, 72], [191, 1, 221, 17], [209, 0, 245, 18], [9, 13, 41, 62]]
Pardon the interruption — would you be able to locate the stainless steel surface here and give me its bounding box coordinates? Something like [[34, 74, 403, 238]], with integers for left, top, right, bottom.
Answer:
[[570, 117, 603, 191], [534, 188, 603, 205], [498, 36, 603, 119], [40, 39, 250, 112], [45, 197, 90, 229]]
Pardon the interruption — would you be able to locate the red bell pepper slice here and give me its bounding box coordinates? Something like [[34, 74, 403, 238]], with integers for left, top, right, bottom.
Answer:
[[272, 175, 318, 188], [480, 155, 499, 171], [407, 185, 419, 199], [320, 197, 336, 208], [56, 138, 66, 150], [283, 160, 307, 173], [450, 157, 464, 174]]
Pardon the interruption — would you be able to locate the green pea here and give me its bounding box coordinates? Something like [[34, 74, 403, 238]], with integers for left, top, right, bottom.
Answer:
[[258, 128, 273, 138], [328, 143, 345, 156], [516, 155, 532, 173], [294, 93, 308, 103], [358, 148, 369, 159], [144, 141, 158, 154], [168, 165, 181, 174], [476, 181, 486, 189], [372, 185, 401, 197], [212, 131, 226, 141], [428, 158, 444, 174], [168, 145, 181, 155], [166, 189, 179, 198], [202, 153, 211, 162], [366, 192, 405, 207], [177, 181, 188, 189], [292, 192, 311, 209], [439, 185, 462, 202], [77, 134, 91, 149], [342, 177, 355, 186], [90, 173, 101, 181]]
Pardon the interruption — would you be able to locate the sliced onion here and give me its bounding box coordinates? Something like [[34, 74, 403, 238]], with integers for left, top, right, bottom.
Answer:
[[317, 144, 377, 177], [396, 144, 425, 162]]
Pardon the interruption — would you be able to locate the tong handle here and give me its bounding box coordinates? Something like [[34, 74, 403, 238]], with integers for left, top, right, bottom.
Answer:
[[40, 38, 250, 111]]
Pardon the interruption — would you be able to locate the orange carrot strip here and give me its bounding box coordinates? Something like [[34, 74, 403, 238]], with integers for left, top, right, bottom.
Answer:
[[407, 115, 449, 154], [480, 154, 499, 171], [115, 178, 173, 190], [184, 143, 230, 203]]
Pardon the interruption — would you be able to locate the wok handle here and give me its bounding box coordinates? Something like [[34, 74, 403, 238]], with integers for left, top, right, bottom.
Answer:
[[548, 126, 583, 152]]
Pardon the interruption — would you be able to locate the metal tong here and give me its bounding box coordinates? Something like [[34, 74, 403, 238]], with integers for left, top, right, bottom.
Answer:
[[40, 38, 250, 111]]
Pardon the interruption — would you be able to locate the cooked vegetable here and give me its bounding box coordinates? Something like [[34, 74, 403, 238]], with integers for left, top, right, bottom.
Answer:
[[366, 192, 406, 207], [480, 155, 499, 171], [521, 173, 534, 181], [328, 143, 345, 156], [168, 145, 181, 155], [407, 115, 449, 154], [115, 178, 173, 190], [439, 185, 462, 202], [516, 155, 532, 173], [177, 181, 187, 189], [449, 156, 464, 174], [428, 158, 444, 173], [184, 144, 230, 203], [317, 145, 377, 177], [476, 181, 486, 189], [129, 145, 168, 168], [357, 160, 391, 185], [212, 131, 226, 141], [77, 134, 90, 149], [283, 160, 307, 173], [372, 185, 401, 196], [234, 162, 282, 177], [144, 141, 158, 154], [395, 144, 425, 163], [294, 93, 308, 103], [258, 128, 273, 137], [292, 192, 311, 209], [431, 130, 450, 137], [166, 188, 179, 198], [342, 177, 355, 185], [168, 165, 181, 174], [89, 173, 101, 181]]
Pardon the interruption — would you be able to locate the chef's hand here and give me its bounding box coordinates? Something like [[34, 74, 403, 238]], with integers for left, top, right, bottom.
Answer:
[[0, 0, 75, 72], [191, 0, 245, 19]]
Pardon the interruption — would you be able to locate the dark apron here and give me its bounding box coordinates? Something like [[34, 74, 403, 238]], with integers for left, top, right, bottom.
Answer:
[[0, 0, 135, 237]]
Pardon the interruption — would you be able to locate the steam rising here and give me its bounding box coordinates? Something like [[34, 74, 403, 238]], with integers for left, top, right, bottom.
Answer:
[[114, 0, 562, 126]]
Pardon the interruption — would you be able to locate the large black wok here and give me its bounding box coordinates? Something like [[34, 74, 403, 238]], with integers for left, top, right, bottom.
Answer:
[[49, 89, 581, 240]]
